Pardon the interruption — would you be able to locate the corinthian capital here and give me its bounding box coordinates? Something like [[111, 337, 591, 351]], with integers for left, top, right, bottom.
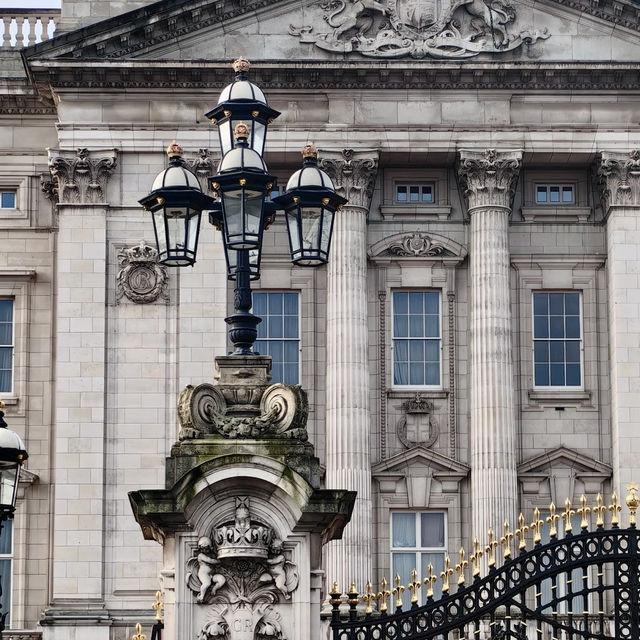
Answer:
[[597, 150, 640, 211], [47, 148, 118, 204], [457, 149, 522, 212], [318, 149, 379, 210]]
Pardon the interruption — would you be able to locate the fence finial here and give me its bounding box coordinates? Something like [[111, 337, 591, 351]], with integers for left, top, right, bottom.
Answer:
[[626, 483, 639, 527], [577, 495, 591, 530]]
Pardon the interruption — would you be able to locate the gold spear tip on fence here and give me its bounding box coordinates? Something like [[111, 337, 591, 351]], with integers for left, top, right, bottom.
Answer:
[[132, 623, 146, 640], [152, 590, 164, 621]]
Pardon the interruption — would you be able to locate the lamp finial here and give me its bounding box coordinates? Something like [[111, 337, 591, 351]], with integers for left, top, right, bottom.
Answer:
[[166, 140, 184, 158], [234, 122, 250, 140], [302, 142, 317, 159], [232, 57, 251, 74]]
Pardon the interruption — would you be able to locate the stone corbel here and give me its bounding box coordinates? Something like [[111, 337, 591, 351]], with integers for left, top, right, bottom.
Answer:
[[457, 149, 523, 212], [318, 149, 379, 211], [47, 148, 118, 204], [596, 150, 640, 214]]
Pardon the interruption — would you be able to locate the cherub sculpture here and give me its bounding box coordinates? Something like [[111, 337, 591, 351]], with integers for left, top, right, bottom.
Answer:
[[260, 538, 299, 600], [187, 537, 226, 603]]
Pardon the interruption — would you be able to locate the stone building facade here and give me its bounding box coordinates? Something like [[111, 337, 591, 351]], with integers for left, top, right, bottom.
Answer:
[[0, 0, 640, 638]]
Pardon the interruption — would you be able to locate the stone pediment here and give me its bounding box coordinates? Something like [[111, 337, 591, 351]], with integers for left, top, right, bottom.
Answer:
[[20, 0, 640, 92], [372, 446, 470, 476], [517, 446, 612, 476]]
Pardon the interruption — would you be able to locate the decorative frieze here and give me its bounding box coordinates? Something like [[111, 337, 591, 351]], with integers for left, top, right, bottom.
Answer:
[[319, 149, 379, 210], [457, 149, 522, 212], [116, 241, 169, 304], [597, 150, 640, 211], [47, 148, 117, 204], [383, 232, 451, 257]]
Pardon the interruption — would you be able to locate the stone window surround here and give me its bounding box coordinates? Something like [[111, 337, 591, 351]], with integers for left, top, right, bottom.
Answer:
[[0, 273, 35, 414], [520, 168, 592, 223], [380, 168, 451, 220], [0, 176, 30, 226], [512, 256, 605, 410]]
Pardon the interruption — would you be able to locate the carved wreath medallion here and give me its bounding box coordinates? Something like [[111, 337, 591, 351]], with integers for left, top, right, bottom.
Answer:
[[117, 241, 169, 304]]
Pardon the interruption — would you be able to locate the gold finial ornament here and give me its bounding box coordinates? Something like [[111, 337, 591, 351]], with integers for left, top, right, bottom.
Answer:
[[232, 57, 250, 73], [594, 493, 606, 528], [470, 537, 483, 578], [609, 492, 622, 527], [132, 623, 146, 640], [562, 498, 575, 535], [362, 581, 375, 615], [576, 495, 591, 530], [516, 513, 529, 551], [302, 142, 318, 159], [153, 591, 164, 622], [531, 507, 544, 545], [501, 520, 514, 559], [626, 483, 640, 526], [166, 140, 184, 158], [0, 400, 4, 410], [234, 122, 250, 139], [486, 530, 499, 568], [408, 569, 421, 605], [440, 556, 454, 594], [455, 548, 468, 586], [377, 577, 391, 613], [392, 574, 405, 609], [423, 564, 437, 599], [547, 503, 560, 538], [329, 582, 342, 607]]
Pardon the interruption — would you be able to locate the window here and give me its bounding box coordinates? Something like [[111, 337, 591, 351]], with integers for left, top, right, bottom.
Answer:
[[0, 192, 15, 209], [392, 291, 441, 387], [535, 185, 574, 205], [254, 292, 299, 385], [0, 301, 13, 394], [0, 519, 12, 627], [533, 292, 582, 388], [395, 184, 434, 204], [391, 512, 446, 603]]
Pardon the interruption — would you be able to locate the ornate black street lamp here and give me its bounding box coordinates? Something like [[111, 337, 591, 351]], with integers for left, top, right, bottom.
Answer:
[[141, 59, 347, 355], [0, 400, 28, 631]]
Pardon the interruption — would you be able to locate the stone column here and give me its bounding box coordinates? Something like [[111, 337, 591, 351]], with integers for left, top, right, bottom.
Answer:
[[598, 151, 640, 508], [319, 149, 378, 592], [458, 149, 522, 540]]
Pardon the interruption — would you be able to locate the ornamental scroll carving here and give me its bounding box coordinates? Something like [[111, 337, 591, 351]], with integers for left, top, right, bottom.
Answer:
[[187, 498, 298, 640], [319, 149, 379, 210], [384, 232, 451, 257], [457, 149, 522, 211], [117, 241, 169, 304], [597, 150, 640, 211], [47, 148, 117, 204], [290, 0, 548, 60]]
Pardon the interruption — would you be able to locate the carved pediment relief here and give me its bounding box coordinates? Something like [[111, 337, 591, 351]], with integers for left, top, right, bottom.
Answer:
[[369, 231, 467, 260]]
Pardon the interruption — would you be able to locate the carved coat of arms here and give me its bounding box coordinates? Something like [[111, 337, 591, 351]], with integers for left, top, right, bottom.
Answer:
[[290, 0, 549, 59]]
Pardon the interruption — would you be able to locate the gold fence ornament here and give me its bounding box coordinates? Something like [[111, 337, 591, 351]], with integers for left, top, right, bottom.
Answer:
[[440, 556, 454, 594], [377, 577, 391, 613], [347, 582, 359, 607], [609, 492, 622, 527], [408, 569, 421, 605], [546, 502, 560, 538], [594, 493, 606, 528], [531, 507, 544, 545], [576, 495, 591, 530], [515, 513, 529, 552], [486, 530, 499, 568], [626, 483, 640, 527], [153, 591, 164, 621], [132, 623, 146, 640], [423, 563, 437, 599], [455, 547, 468, 586], [392, 574, 405, 609], [470, 537, 483, 578], [562, 498, 575, 535], [329, 582, 342, 608], [362, 581, 375, 615], [501, 520, 514, 559]]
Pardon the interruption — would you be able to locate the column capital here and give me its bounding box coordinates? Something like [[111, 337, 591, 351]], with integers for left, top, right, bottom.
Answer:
[[47, 147, 118, 204], [597, 150, 640, 212], [318, 148, 379, 210], [457, 149, 522, 212]]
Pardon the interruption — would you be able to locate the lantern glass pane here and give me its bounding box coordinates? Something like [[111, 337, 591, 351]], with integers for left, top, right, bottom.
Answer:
[[286, 209, 300, 255], [152, 210, 168, 256], [253, 122, 266, 156], [186, 211, 200, 253], [224, 189, 244, 239], [220, 123, 233, 156], [0, 463, 18, 511], [301, 207, 322, 251], [167, 207, 188, 253], [320, 208, 334, 254], [244, 189, 264, 237]]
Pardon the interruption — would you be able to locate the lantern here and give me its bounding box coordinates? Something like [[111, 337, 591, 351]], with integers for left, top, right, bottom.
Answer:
[[273, 143, 347, 266], [0, 401, 27, 521]]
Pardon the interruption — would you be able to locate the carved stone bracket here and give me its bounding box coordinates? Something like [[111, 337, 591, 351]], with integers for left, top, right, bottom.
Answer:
[[457, 148, 522, 212], [187, 148, 219, 191], [597, 150, 640, 212], [318, 149, 379, 210], [117, 241, 169, 304], [47, 148, 117, 204], [397, 393, 438, 449]]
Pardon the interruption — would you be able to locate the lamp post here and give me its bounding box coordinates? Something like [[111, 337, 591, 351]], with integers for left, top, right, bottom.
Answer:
[[140, 58, 347, 353], [0, 400, 28, 631]]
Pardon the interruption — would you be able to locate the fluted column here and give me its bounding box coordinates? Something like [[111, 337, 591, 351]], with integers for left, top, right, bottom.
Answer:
[[598, 151, 640, 510], [458, 149, 522, 540], [319, 149, 378, 592]]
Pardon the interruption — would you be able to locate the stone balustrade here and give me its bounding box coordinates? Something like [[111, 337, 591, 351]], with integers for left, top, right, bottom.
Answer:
[[0, 9, 59, 48]]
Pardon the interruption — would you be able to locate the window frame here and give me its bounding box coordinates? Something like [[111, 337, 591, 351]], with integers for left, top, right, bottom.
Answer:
[[381, 168, 451, 221], [532, 291, 584, 391], [253, 290, 301, 385], [534, 184, 576, 206], [391, 290, 443, 390], [394, 182, 435, 205], [0, 191, 16, 210], [0, 299, 14, 395]]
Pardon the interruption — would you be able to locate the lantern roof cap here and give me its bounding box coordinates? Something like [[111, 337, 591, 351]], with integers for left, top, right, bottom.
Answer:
[[151, 151, 202, 192], [218, 58, 267, 106], [285, 144, 335, 192], [218, 138, 268, 174], [0, 401, 28, 463]]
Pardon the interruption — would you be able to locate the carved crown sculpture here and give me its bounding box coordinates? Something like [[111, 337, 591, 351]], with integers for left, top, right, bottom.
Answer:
[[213, 497, 273, 559], [402, 393, 433, 414]]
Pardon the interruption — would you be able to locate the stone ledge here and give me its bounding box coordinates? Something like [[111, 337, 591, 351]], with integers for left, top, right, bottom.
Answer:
[[521, 206, 592, 223], [379, 204, 452, 221]]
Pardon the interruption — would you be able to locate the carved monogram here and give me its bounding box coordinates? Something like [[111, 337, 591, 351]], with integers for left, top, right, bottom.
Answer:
[[597, 150, 640, 210], [290, 0, 549, 59], [384, 232, 450, 257], [117, 241, 169, 305], [397, 393, 438, 449], [47, 148, 117, 204], [318, 149, 379, 210]]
